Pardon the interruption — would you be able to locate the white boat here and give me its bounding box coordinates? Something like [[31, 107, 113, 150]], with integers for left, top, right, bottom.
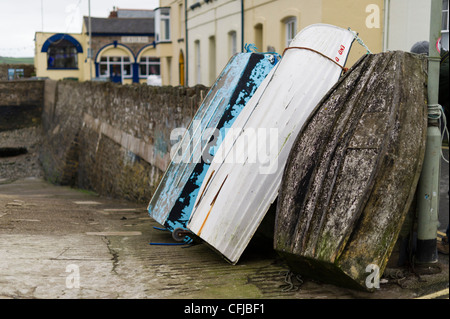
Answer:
[[187, 24, 357, 264]]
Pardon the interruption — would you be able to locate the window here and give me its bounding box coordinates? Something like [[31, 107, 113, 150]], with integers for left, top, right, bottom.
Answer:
[[98, 56, 132, 79], [139, 57, 161, 77], [209, 36, 216, 85], [229, 31, 237, 56], [443, 0, 449, 32], [254, 24, 263, 52], [7, 68, 24, 80], [178, 3, 184, 40], [443, 0, 449, 50], [285, 17, 297, 47], [195, 40, 201, 84], [155, 7, 171, 42], [47, 39, 78, 69]]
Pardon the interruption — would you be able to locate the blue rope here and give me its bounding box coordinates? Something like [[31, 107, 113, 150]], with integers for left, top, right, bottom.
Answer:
[[153, 226, 169, 231], [149, 236, 193, 246], [149, 242, 187, 246], [244, 43, 282, 63], [244, 43, 258, 53]]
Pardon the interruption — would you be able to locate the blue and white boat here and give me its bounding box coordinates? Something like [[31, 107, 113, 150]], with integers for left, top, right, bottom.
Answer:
[[187, 24, 356, 263], [148, 52, 279, 241]]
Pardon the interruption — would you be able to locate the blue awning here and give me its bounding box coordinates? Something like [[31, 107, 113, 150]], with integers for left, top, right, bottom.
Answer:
[[41, 33, 83, 53]]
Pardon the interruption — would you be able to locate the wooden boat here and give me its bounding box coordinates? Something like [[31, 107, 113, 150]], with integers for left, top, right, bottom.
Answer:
[[187, 24, 356, 263], [147, 52, 279, 241], [274, 51, 428, 290]]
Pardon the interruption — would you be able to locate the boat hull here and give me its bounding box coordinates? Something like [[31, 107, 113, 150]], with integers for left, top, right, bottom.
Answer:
[[274, 51, 428, 290], [187, 24, 356, 263], [147, 52, 278, 237]]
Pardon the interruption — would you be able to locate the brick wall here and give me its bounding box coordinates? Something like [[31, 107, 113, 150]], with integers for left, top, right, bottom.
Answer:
[[40, 80, 208, 203]]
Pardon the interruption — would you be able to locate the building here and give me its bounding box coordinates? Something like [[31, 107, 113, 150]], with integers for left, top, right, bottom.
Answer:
[[179, 0, 448, 87], [186, 0, 242, 87], [34, 32, 86, 81], [34, 8, 160, 84], [153, 0, 187, 86], [35, 1, 449, 86], [384, 0, 449, 52], [182, 0, 385, 87]]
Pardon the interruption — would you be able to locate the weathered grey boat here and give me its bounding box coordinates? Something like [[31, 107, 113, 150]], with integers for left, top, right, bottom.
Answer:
[[274, 51, 428, 290]]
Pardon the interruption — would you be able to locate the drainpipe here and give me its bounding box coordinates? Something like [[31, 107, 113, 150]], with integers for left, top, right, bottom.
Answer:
[[416, 0, 443, 264], [185, 0, 189, 86], [383, 0, 390, 51], [88, 0, 93, 80], [241, 0, 244, 52]]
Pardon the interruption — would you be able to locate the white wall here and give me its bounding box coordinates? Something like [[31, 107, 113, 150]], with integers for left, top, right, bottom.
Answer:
[[385, 0, 432, 52]]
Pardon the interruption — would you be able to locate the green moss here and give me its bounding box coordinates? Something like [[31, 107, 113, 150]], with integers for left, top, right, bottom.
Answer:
[[278, 251, 370, 291]]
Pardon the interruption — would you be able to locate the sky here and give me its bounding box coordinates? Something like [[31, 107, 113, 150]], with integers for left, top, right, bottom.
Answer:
[[0, 0, 159, 57]]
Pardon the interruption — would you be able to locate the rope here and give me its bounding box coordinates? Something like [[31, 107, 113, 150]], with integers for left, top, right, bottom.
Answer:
[[244, 43, 258, 53], [282, 46, 349, 73], [149, 236, 194, 246], [279, 270, 303, 292], [153, 226, 169, 231], [348, 28, 372, 54], [149, 242, 187, 246], [244, 43, 282, 63]]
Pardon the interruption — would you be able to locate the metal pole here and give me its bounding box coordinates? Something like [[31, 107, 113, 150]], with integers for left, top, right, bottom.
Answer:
[[241, 0, 244, 53], [185, 0, 188, 86], [88, 0, 92, 80], [383, 0, 390, 51], [41, 0, 44, 31], [416, 0, 443, 264]]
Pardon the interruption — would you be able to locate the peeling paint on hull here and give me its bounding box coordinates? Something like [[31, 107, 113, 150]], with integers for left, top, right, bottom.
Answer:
[[147, 52, 278, 237]]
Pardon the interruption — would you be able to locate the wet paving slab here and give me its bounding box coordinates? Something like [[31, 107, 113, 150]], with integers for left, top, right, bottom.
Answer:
[[0, 178, 448, 300]]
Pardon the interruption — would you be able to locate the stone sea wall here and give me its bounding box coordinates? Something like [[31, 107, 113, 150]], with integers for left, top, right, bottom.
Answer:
[[40, 80, 208, 203], [0, 80, 44, 132]]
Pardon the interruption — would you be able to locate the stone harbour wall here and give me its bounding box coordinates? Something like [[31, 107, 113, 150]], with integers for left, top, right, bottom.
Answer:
[[40, 80, 209, 203], [0, 80, 44, 132], [0, 80, 44, 106]]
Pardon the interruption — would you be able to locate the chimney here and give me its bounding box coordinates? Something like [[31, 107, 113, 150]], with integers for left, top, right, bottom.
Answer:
[[109, 6, 118, 18]]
